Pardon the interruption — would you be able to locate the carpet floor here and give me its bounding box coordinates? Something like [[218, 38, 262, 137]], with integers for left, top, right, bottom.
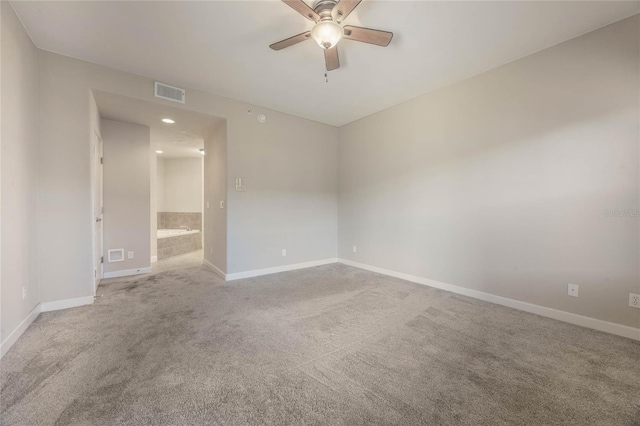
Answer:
[[1, 264, 639, 425]]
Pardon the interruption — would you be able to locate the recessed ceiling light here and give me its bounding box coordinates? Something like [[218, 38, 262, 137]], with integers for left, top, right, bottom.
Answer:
[[162, 118, 175, 124], [156, 150, 163, 154]]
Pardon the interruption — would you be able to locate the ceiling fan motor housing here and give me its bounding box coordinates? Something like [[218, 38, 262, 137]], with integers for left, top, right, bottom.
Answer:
[[313, 0, 339, 19]]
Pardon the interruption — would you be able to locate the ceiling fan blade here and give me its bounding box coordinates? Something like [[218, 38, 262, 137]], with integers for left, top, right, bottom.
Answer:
[[282, 0, 319, 22], [324, 46, 340, 71], [270, 31, 312, 51], [343, 26, 393, 47], [332, 0, 362, 23]]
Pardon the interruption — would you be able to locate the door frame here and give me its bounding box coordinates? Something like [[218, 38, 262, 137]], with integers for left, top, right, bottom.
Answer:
[[91, 129, 104, 293]]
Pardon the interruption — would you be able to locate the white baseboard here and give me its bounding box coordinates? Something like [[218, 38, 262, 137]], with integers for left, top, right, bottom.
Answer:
[[338, 258, 640, 341], [103, 267, 152, 279], [1, 294, 96, 359], [226, 258, 338, 281], [203, 259, 226, 279], [150, 256, 158, 263], [1, 304, 41, 358], [41, 295, 95, 312]]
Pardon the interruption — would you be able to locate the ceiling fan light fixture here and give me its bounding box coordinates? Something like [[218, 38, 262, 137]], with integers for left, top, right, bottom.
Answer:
[[311, 20, 343, 49], [270, 0, 393, 71]]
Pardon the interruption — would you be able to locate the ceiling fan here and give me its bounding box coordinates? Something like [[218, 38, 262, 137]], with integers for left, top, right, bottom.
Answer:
[[269, 0, 393, 72]]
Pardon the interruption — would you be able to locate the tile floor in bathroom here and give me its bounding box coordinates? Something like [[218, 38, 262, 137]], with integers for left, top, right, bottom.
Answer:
[[152, 249, 203, 274], [100, 250, 204, 286]]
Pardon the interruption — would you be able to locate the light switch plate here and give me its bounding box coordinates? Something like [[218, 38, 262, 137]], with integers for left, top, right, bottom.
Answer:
[[235, 177, 246, 192]]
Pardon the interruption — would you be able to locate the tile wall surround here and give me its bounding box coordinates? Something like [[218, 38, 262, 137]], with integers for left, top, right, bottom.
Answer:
[[157, 212, 202, 231], [157, 232, 202, 260], [157, 212, 203, 260]]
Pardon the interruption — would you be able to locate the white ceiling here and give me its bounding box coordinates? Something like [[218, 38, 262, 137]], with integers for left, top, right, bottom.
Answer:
[[94, 91, 222, 158], [13, 1, 640, 126]]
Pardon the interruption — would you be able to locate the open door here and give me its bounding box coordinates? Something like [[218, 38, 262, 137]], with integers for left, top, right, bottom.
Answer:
[[92, 130, 104, 292]]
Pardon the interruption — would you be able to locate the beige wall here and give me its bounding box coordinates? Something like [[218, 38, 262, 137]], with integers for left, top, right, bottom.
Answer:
[[226, 111, 338, 273], [101, 119, 151, 274], [204, 121, 228, 272], [338, 16, 640, 329], [37, 48, 338, 301], [1, 2, 40, 343], [158, 157, 203, 213]]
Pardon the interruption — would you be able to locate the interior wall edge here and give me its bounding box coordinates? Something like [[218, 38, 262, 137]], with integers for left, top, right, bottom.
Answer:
[[203, 259, 226, 279]]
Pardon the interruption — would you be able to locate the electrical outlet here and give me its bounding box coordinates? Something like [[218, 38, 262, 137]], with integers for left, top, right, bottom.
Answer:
[[128, 251, 134, 259], [353, 246, 357, 253], [282, 249, 287, 257], [630, 293, 640, 309], [22, 287, 27, 301], [568, 283, 579, 298]]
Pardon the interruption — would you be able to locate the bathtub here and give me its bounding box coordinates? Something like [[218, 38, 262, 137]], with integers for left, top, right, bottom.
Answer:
[[157, 229, 202, 260], [157, 229, 200, 239]]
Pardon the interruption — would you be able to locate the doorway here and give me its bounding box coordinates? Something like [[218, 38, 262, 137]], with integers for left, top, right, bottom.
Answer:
[[91, 90, 225, 279]]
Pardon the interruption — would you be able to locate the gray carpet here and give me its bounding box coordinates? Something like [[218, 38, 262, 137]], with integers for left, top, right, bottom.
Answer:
[[1, 264, 639, 425]]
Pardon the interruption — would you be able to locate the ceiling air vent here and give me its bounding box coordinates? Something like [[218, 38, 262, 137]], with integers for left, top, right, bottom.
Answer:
[[154, 82, 185, 104]]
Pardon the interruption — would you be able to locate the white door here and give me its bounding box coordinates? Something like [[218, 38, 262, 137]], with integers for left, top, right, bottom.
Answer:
[[93, 131, 104, 292]]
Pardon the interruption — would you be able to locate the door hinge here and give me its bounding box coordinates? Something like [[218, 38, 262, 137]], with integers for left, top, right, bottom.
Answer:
[[100, 157, 103, 164], [101, 256, 104, 264]]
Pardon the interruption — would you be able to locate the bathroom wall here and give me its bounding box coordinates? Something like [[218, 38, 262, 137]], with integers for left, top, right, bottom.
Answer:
[[101, 119, 151, 275], [157, 212, 201, 231], [157, 157, 203, 214]]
